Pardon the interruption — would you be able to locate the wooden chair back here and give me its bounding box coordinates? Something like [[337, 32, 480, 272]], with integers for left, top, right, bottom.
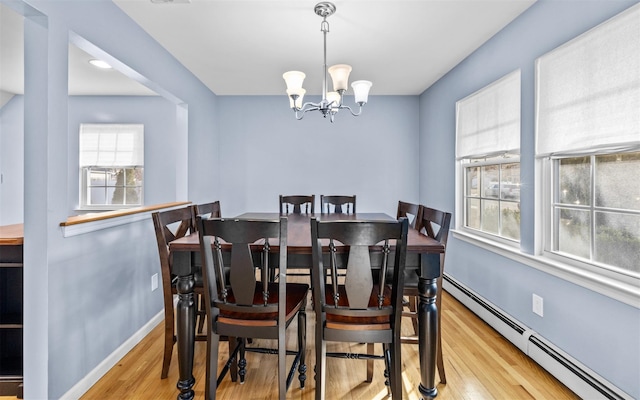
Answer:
[[151, 206, 197, 378], [310, 216, 408, 398], [279, 195, 315, 214], [320, 195, 356, 214], [401, 205, 452, 383], [396, 200, 421, 229], [193, 201, 222, 221], [199, 217, 285, 320], [197, 216, 308, 399], [417, 206, 451, 247], [311, 217, 408, 333], [152, 206, 196, 299]]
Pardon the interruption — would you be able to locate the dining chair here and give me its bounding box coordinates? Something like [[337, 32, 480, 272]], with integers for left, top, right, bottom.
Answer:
[[310, 217, 409, 399], [401, 205, 451, 384], [152, 206, 208, 379], [197, 216, 308, 400], [194, 200, 222, 220], [396, 201, 421, 336], [397, 200, 421, 229], [319, 195, 356, 214], [192, 201, 222, 333], [279, 195, 315, 281], [279, 195, 315, 214]]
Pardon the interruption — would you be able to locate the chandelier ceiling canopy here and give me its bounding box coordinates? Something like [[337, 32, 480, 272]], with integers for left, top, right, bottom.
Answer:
[[282, 2, 372, 122]]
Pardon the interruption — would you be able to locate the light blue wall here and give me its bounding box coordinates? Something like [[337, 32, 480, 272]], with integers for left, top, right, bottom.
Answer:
[[67, 96, 179, 213], [217, 95, 420, 217], [419, 0, 640, 397], [3, 0, 638, 397], [0, 95, 24, 225], [10, 0, 220, 398]]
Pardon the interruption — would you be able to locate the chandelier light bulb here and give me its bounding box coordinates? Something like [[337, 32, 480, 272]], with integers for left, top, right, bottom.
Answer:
[[326, 91, 341, 108], [351, 80, 373, 104], [282, 71, 306, 91], [328, 64, 352, 92]]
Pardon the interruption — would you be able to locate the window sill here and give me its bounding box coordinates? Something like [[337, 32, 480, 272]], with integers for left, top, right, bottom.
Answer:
[[60, 201, 191, 238], [452, 229, 640, 309]]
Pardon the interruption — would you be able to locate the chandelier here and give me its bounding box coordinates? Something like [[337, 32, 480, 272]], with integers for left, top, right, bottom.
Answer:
[[282, 2, 372, 122]]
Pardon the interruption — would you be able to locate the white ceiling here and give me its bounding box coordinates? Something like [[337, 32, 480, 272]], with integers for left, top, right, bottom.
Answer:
[[1, 0, 536, 98]]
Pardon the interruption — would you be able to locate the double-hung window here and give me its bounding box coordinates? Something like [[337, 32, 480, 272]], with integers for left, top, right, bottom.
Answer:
[[79, 123, 144, 210], [456, 70, 521, 242], [536, 4, 640, 277]]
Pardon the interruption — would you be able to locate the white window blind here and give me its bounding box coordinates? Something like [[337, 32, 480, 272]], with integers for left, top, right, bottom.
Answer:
[[79, 124, 144, 166], [535, 3, 640, 157], [456, 70, 521, 159]]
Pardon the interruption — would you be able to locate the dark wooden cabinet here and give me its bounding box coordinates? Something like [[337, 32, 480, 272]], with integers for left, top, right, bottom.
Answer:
[[0, 224, 23, 398]]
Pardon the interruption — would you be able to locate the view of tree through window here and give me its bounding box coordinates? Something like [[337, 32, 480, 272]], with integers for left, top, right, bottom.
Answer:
[[554, 152, 640, 274], [86, 167, 143, 206]]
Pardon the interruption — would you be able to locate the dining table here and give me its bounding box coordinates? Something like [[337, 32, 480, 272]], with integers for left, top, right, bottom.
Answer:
[[168, 212, 444, 400]]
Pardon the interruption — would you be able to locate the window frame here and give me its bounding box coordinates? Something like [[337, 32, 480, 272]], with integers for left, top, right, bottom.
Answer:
[[78, 123, 145, 211], [454, 69, 522, 246], [540, 152, 640, 281], [460, 155, 521, 245], [533, 4, 640, 292], [453, 5, 640, 308], [80, 166, 144, 211]]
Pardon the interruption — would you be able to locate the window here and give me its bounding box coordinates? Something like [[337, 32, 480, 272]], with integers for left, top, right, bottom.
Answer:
[[79, 124, 144, 210], [464, 158, 521, 241], [536, 4, 640, 276], [456, 70, 521, 242], [550, 153, 640, 274]]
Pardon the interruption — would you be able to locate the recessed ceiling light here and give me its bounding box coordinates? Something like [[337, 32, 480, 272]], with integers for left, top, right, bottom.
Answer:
[[88, 59, 112, 69]]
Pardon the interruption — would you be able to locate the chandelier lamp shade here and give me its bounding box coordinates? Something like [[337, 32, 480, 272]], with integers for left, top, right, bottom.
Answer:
[[282, 2, 372, 122]]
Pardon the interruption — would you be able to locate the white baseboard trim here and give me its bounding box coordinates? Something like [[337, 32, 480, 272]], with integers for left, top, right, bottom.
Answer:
[[443, 273, 633, 400], [60, 310, 164, 400]]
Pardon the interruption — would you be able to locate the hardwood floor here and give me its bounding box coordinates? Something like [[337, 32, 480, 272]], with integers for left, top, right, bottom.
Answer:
[[2, 289, 578, 400], [74, 288, 578, 400]]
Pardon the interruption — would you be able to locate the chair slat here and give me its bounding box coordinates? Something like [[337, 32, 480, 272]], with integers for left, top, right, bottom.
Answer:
[[229, 243, 257, 306], [344, 245, 373, 309]]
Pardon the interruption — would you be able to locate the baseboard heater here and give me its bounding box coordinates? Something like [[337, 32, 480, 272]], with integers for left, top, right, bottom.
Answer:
[[442, 274, 632, 400]]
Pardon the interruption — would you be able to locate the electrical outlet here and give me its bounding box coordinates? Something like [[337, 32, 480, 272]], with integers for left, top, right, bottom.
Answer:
[[151, 273, 159, 291], [532, 294, 544, 317]]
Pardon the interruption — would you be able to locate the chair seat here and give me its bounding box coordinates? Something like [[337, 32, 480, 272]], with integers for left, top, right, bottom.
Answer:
[[324, 284, 393, 326], [217, 282, 309, 324]]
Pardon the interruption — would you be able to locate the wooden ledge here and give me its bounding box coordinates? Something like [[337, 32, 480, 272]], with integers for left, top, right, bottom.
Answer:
[[0, 223, 24, 245], [60, 201, 191, 227]]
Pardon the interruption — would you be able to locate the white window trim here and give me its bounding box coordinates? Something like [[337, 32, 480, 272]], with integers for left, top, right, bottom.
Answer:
[[528, 5, 640, 305], [453, 152, 639, 309], [457, 155, 522, 246], [455, 69, 522, 245], [78, 166, 145, 211], [79, 123, 145, 210], [452, 229, 640, 309]]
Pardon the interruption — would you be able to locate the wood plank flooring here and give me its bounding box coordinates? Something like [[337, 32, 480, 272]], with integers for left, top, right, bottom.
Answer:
[[3, 288, 579, 399]]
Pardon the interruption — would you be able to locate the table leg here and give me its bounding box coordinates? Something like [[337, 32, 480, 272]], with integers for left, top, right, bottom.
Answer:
[[176, 273, 196, 400], [418, 276, 438, 399]]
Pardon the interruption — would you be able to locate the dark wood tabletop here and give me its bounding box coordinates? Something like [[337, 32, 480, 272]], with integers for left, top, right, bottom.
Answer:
[[169, 212, 444, 255]]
